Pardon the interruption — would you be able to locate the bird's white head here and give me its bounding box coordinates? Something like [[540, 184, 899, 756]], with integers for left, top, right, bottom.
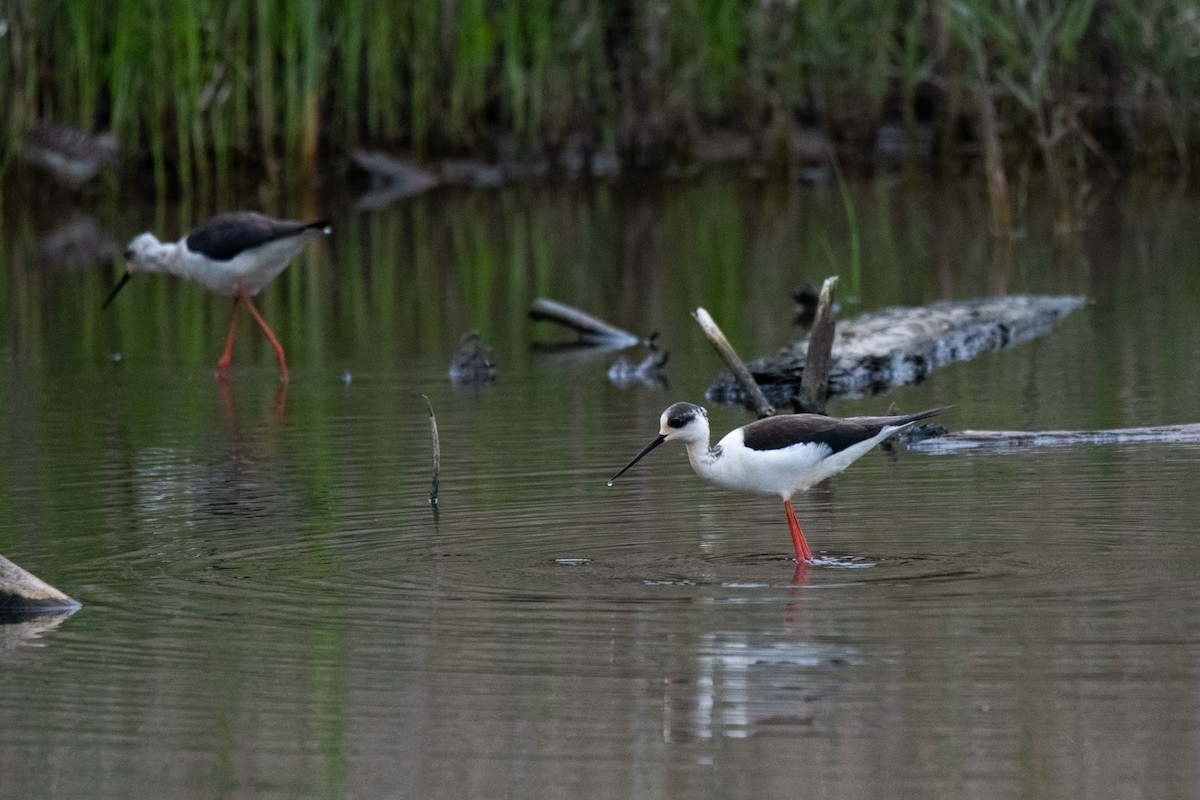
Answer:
[[123, 232, 166, 273], [658, 401, 710, 444], [608, 401, 710, 485], [102, 232, 171, 310]]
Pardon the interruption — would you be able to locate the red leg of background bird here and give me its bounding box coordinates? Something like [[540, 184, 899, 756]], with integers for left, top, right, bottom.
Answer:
[[241, 294, 289, 382], [216, 295, 242, 377], [272, 381, 288, 419], [784, 499, 814, 562]]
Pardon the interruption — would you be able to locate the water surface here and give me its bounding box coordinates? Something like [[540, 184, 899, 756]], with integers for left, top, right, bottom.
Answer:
[[2, 177, 1199, 798]]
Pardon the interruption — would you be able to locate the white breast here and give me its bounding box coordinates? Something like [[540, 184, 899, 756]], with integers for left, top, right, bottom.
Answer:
[[688, 429, 833, 499]]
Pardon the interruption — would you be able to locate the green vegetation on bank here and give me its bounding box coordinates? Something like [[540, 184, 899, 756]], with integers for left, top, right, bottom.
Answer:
[[2, 0, 1198, 191]]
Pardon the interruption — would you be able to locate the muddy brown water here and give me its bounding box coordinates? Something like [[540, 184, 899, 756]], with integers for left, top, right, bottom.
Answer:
[[2, 177, 1199, 798]]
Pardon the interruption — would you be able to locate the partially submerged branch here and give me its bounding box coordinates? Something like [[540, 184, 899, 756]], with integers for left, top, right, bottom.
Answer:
[[529, 298, 642, 348], [1, 554, 81, 620], [693, 307, 774, 418]]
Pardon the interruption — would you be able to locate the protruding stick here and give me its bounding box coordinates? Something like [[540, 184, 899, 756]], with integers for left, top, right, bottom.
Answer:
[[1, 554, 81, 617], [797, 275, 838, 414], [693, 307, 774, 419], [422, 394, 440, 507], [529, 298, 641, 347]]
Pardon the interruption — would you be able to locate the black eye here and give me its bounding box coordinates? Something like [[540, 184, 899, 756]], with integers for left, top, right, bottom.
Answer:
[[667, 413, 690, 429]]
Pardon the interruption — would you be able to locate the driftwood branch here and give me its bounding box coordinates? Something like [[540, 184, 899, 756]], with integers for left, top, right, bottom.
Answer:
[[693, 307, 774, 418], [529, 298, 641, 347], [909, 424, 1200, 453], [796, 275, 838, 414], [1, 554, 81, 620], [421, 394, 440, 507]]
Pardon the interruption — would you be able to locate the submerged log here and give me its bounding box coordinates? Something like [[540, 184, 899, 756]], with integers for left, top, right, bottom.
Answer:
[[708, 294, 1085, 407], [908, 424, 1200, 453], [1, 554, 81, 620]]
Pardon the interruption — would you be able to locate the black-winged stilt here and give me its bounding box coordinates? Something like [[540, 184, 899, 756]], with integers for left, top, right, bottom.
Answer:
[[23, 122, 119, 187], [609, 402, 947, 561], [103, 211, 331, 382]]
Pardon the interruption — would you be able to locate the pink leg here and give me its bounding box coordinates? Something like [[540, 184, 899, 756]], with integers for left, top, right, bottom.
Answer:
[[784, 499, 814, 562], [216, 295, 242, 377], [240, 293, 288, 383]]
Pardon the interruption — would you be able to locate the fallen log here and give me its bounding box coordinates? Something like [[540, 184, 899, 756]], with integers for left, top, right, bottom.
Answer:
[[1, 554, 81, 620], [908, 424, 1200, 453], [708, 294, 1085, 407]]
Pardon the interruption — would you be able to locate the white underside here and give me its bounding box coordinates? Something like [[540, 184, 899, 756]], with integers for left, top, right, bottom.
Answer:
[[177, 235, 318, 296], [685, 423, 913, 501]]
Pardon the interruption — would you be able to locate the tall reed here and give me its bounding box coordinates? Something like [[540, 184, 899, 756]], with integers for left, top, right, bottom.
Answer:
[[3, 0, 1199, 188]]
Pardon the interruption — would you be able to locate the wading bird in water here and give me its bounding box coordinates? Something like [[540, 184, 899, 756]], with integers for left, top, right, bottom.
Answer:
[[104, 211, 331, 382], [610, 402, 947, 561]]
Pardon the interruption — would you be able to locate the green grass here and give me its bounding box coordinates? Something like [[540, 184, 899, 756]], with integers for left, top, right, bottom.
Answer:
[[3, 0, 1200, 189]]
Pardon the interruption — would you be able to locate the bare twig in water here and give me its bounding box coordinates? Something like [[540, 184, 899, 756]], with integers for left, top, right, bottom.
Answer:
[[529, 298, 642, 347], [797, 275, 838, 414], [421, 394, 440, 507], [692, 307, 774, 418]]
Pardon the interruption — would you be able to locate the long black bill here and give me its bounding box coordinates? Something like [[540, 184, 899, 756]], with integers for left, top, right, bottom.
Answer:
[[101, 271, 133, 310], [608, 434, 665, 485]]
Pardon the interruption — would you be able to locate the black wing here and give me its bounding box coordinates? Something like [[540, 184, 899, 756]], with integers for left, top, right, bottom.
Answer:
[[740, 407, 947, 454], [741, 415, 878, 454], [186, 212, 329, 261]]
